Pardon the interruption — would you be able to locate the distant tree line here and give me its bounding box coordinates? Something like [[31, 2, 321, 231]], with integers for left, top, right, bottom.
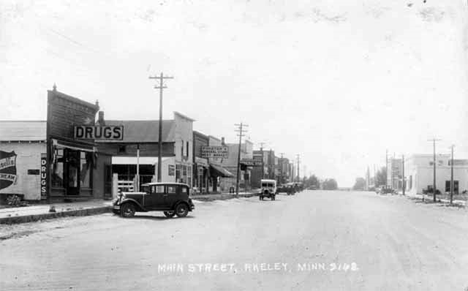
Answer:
[[352, 166, 387, 191], [300, 175, 338, 190]]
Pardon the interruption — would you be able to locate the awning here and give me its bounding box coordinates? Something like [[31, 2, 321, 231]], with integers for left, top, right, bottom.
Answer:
[[112, 157, 170, 165], [52, 139, 96, 152], [209, 164, 234, 178], [195, 157, 209, 168]]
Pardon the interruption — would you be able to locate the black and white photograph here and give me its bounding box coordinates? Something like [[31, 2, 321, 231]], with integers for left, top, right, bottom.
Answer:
[[1, 0, 468, 290]]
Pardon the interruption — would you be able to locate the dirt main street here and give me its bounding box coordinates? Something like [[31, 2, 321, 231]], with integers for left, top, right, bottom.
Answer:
[[1, 190, 468, 291]]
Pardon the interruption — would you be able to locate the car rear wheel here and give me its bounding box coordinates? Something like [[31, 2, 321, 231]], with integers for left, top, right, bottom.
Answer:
[[121, 203, 135, 218], [175, 203, 189, 218], [164, 211, 176, 218]]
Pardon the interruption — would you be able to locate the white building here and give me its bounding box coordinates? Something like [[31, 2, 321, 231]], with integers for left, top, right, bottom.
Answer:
[[387, 158, 403, 190], [98, 111, 194, 190], [0, 121, 47, 201], [404, 154, 468, 196]]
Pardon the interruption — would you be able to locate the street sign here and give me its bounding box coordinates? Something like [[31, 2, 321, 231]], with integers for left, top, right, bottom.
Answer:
[[201, 146, 229, 159]]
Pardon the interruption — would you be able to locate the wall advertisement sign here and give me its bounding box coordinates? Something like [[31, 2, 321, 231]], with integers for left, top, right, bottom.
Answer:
[[201, 146, 229, 159], [0, 151, 17, 190]]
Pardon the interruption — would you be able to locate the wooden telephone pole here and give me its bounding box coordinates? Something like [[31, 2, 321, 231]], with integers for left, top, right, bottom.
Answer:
[[296, 154, 300, 182], [449, 145, 454, 205], [235, 123, 248, 197], [149, 73, 173, 182], [428, 138, 441, 202]]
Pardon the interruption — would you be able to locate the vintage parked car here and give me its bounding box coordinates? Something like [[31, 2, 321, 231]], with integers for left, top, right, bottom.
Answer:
[[113, 182, 195, 218], [379, 185, 396, 195]]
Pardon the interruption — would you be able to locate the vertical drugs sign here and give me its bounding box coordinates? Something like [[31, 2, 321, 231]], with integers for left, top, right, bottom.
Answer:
[[41, 153, 47, 199]]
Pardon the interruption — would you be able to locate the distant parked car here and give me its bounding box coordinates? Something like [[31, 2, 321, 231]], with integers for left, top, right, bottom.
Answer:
[[379, 186, 396, 195], [422, 187, 441, 195], [113, 182, 195, 218]]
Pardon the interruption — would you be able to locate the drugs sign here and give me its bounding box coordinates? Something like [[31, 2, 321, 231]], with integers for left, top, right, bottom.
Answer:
[[201, 146, 229, 159], [74, 125, 124, 140], [40, 154, 47, 199]]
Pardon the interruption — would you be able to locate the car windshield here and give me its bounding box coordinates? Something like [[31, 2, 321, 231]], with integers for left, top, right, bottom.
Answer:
[[262, 183, 274, 187]]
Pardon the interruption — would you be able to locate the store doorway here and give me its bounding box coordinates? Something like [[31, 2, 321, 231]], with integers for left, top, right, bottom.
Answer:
[[66, 150, 80, 195]]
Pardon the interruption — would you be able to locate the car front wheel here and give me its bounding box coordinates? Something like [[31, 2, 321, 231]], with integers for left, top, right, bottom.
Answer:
[[121, 203, 136, 218], [164, 211, 176, 218], [175, 203, 189, 218]]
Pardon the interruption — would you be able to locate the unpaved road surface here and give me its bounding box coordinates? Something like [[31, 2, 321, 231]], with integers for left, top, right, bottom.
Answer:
[[1, 190, 468, 291]]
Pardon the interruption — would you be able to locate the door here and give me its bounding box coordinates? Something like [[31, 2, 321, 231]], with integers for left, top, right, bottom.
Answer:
[[164, 185, 179, 209], [66, 150, 80, 196], [145, 185, 166, 210]]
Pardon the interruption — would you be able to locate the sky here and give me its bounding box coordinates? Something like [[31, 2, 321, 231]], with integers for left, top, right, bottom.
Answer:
[[1, 0, 468, 187]]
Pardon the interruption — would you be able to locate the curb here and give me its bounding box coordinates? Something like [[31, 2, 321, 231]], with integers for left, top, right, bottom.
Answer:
[[0, 206, 112, 225]]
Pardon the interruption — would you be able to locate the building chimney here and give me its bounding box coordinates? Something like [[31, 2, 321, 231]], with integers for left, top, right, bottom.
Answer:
[[98, 111, 105, 126], [221, 137, 225, 145], [53, 83, 57, 91]]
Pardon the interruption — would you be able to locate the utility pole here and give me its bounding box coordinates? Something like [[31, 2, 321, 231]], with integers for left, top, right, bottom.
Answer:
[[149, 72, 173, 182], [449, 145, 455, 205], [373, 164, 376, 188], [385, 150, 388, 187], [428, 138, 441, 202], [235, 123, 248, 197], [402, 155, 405, 196], [280, 153, 284, 185], [392, 152, 396, 189], [296, 154, 300, 182], [259, 142, 266, 179]]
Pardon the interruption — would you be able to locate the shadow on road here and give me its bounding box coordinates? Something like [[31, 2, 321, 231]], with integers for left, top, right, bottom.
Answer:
[[117, 215, 197, 221]]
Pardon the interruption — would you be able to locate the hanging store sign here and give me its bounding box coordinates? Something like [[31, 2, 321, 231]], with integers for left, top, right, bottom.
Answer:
[[201, 146, 229, 159], [241, 159, 262, 167], [74, 125, 124, 140]]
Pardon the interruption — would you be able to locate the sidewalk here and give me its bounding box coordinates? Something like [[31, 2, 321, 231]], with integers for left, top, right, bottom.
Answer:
[[191, 191, 258, 201], [0, 192, 259, 225], [0, 200, 113, 225], [406, 193, 467, 207]]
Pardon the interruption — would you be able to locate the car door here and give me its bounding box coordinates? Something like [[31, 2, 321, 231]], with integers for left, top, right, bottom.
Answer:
[[145, 185, 165, 210], [164, 185, 179, 209]]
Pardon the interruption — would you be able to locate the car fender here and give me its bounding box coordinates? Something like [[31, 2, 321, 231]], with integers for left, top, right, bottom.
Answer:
[[174, 201, 192, 211], [120, 198, 146, 212]]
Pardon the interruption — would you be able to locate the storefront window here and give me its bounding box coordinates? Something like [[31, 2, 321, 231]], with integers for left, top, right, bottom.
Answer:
[[80, 152, 92, 188], [52, 149, 64, 187], [176, 164, 181, 181], [67, 150, 80, 190]]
